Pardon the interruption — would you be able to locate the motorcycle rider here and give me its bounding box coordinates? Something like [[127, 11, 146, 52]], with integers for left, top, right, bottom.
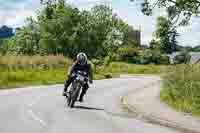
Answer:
[[63, 52, 93, 102]]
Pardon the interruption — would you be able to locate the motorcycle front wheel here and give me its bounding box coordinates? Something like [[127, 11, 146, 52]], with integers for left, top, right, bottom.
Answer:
[[68, 85, 80, 108]]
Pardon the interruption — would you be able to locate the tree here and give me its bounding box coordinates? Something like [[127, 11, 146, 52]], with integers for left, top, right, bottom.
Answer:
[[139, 49, 169, 64], [103, 28, 124, 55], [0, 39, 8, 55], [131, 0, 200, 26], [149, 39, 159, 49], [89, 5, 114, 57], [11, 17, 40, 55], [154, 16, 179, 54], [40, 0, 65, 19], [117, 47, 139, 63], [37, 4, 82, 55], [5, 3, 140, 58], [170, 28, 179, 52], [0, 39, 3, 46]]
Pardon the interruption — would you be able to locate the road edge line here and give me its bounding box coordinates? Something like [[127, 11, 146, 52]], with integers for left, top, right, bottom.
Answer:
[[121, 95, 200, 133]]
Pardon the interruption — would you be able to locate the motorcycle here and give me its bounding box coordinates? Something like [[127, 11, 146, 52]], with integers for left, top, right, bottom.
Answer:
[[65, 71, 88, 108]]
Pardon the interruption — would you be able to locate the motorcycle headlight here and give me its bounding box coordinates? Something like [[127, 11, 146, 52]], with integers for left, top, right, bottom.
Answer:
[[77, 75, 85, 82]]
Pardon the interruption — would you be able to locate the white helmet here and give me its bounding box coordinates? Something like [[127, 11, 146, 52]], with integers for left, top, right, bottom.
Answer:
[[77, 52, 88, 65]]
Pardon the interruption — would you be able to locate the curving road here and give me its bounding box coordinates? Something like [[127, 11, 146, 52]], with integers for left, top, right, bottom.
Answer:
[[0, 76, 180, 133]]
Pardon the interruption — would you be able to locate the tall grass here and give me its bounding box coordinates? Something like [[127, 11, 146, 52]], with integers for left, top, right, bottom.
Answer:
[[0, 69, 66, 89], [0, 55, 71, 70], [160, 64, 200, 115], [0, 55, 70, 89]]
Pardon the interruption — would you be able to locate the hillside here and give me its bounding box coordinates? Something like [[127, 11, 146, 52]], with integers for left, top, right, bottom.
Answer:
[[0, 25, 14, 38]]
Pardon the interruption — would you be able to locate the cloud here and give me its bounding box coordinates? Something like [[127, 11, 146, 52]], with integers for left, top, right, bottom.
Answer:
[[0, 0, 40, 27], [67, 0, 112, 10], [0, 0, 27, 11], [177, 17, 200, 46], [68, 0, 111, 3], [5, 10, 36, 27]]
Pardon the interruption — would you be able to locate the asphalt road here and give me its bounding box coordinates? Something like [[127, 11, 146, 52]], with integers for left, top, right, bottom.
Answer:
[[0, 76, 180, 133]]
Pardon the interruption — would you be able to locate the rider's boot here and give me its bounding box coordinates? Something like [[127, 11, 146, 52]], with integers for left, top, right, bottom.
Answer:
[[63, 80, 70, 96], [79, 92, 84, 102]]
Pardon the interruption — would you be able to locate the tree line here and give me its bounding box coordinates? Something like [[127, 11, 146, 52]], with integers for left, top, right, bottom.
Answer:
[[0, 2, 139, 59], [1, 0, 199, 64]]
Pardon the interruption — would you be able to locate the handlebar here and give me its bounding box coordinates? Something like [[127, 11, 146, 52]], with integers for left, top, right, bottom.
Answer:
[[71, 71, 92, 84]]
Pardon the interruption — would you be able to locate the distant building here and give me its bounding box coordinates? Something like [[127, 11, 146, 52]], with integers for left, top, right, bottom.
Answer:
[[169, 52, 200, 64], [127, 26, 141, 46], [0, 25, 14, 39], [189, 52, 200, 64]]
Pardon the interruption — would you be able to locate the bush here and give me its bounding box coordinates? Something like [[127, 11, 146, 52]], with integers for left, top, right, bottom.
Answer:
[[109, 53, 121, 62], [104, 73, 112, 79], [103, 56, 112, 66], [139, 49, 170, 65], [140, 49, 154, 64], [159, 55, 170, 64], [91, 59, 102, 72], [117, 47, 138, 62]]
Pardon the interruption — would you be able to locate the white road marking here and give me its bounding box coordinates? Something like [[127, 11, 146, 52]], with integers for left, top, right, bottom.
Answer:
[[27, 94, 50, 127], [28, 109, 47, 127], [28, 96, 42, 107], [0, 85, 62, 96]]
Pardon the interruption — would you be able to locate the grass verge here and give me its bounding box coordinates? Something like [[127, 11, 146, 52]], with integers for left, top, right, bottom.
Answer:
[[97, 62, 164, 75], [160, 64, 200, 116], [0, 68, 112, 89]]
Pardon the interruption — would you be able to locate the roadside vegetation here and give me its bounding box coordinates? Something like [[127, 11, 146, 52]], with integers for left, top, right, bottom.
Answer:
[[0, 55, 164, 89], [160, 65, 200, 116], [129, 0, 200, 116]]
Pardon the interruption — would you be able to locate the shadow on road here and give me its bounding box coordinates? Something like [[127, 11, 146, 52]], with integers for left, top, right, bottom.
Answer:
[[74, 105, 104, 111]]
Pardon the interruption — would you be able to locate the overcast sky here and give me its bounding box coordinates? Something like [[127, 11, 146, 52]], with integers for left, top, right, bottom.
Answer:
[[0, 0, 199, 46]]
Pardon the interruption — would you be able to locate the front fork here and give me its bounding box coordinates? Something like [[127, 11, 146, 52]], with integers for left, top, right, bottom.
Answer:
[[70, 82, 82, 99]]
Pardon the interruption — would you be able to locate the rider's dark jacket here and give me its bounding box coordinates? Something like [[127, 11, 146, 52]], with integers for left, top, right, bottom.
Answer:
[[68, 61, 93, 81]]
